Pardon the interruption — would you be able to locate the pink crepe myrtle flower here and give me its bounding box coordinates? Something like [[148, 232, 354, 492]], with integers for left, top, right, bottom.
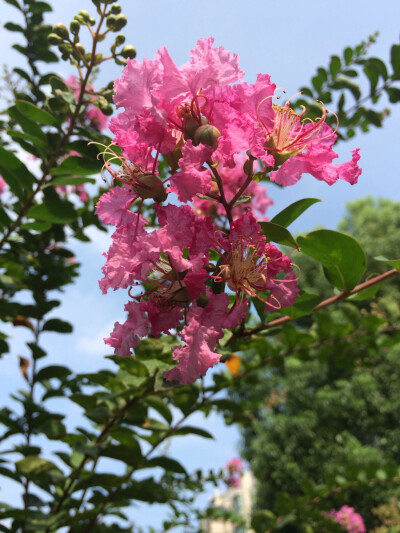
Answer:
[[163, 292, 248, 384], [224, 457, 244, 488], [257, 96, 362, 186], [329, 506, 366, 533], [214, 212, 298, 311]]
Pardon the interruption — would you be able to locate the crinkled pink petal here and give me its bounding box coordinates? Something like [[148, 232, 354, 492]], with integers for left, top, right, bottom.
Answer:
[[95, 184, 139, 226], [139, 300, 181, 338], [164, 293, 247, 384], [104, 301, 149, 356], [99, 221, 148, 294], [266, 272, 299, 311], [169, 141, 213, 202], [113, 56, 162, 114]]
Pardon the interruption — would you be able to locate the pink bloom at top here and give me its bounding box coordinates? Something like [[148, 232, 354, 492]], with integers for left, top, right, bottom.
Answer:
[[257, 98, 362, 186], [330, 506, 366, 533]]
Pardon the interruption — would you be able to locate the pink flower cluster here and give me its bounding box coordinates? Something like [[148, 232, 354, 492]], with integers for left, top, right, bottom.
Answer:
[[224, 457, 244, 488], [330, 506, 366, 533], [95, 38, 361, 384], [0, 176, 6, 194]]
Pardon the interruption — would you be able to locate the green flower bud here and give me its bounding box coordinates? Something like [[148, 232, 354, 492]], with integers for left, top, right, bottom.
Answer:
[[115, 33, 125, 45], [74, 15, 85, 24], [196, 294, 209, 308], [59, 43, 73, 55], [184, 116, 208, 141], [106, 14, 127, 31], [70, 20, 80, 35], [193, 124, 221, 149], [120, 45, 136, 59], [75, 43, 85, 56], [48, 33, 64, 45], [89, 18, 96, 26], [110, 3, 121, 13], [78, 10, 90, 21], [53, 23, 69, 40]]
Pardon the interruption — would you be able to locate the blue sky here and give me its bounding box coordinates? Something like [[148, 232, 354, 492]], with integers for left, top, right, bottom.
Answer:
[[1, 0, 400, 529]]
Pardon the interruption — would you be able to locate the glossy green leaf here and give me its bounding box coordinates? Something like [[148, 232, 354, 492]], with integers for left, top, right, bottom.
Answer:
[[374, 255, 400, 270], [50, 176, 96, 186], [36, 365, 72, 381], [20, 221, 52, 231], [15, 456, 57, 475], [259, 222, 298, 248], [297, 230, 366, 291], [0, 146, 36, 198], [51, 156, 100, 176], [145, 396, 172, 424], [390, 44, 400, 79], [15, 100, 59, 127], [174, 426, 214, 439], [101, 443, 142, 466], [146, 456, 187, 474], [26, 198, 76, 224], [281, 292, 321, 319], [332, 76, 361, 100], [42, 319, 73, 333], [271, 198, 321, 228]]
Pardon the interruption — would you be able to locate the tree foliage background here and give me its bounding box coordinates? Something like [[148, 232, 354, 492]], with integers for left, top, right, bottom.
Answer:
[[0, 1, 399, 532]]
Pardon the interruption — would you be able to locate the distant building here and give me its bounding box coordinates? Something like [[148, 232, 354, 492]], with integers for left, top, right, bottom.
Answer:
[[202, 472, 255, 533]]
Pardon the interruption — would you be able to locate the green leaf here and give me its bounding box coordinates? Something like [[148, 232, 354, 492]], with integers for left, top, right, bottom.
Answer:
[[282, 291, 321, 319], [101, 444, 142, 466], [390, 44, 400, 80], [348, 283, 381, 301], [374, 255, 400, 270], [7, 130, 48, 151], [385, 87, 400, 103], [51, 156, 100, 176], [36, 365, 71, 381], [145, 396, 172, 424], [50, 176, 96, 186], [15, 456, 57, 475], [344, 47, 353, 65], [42, 319, 73, 333], [108, 356, 149, 377], [259, 222, 298, 248], [15, 100, 59, 127], [332, 76, 361, 100], [297, 230, 366, 291], [271, 198, 321, 228], [329, 55, 342, 77], [146, 456, 187, 474], [26, 198, 77, 224], [174, 426, 214, 439], [20, 221, 52, 231], [0, 146, 36, 198]]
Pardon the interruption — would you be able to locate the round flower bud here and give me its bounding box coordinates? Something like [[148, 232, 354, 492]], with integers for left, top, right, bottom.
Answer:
[[53, 23, 69, 40], [133, 173, 167, 202], [115, 33, 125, 46], [110, 3, 122, 14], [193, 124, 221, 149], [106, 14, 127, 31], [48, 33, 64, 45], [78, 10, 90, 21], [120, 45, 136, 59], [70, 20, 80, 35], [196, 294, 209, 308], [183, 116, 209, 141], [75, 43, 85, 56]]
